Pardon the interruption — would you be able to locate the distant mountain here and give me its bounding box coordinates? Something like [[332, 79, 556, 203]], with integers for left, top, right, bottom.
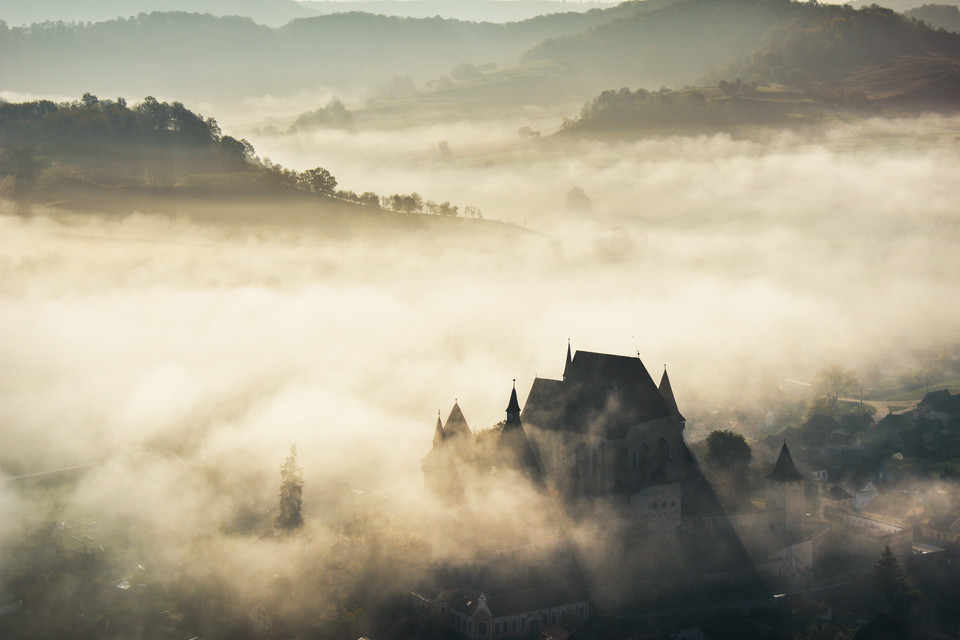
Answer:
[[847, 0, 959, 14], [521, 0, 808, 92], [0, 0, 317, 27], [299, 0, 618, 22], [552, 2, 960, 137], [713, 4, 960, 102], [906, 3, 960, 32], [0, 3, 666, 102]]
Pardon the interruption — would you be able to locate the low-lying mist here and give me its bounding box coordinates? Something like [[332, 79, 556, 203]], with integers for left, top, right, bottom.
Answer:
[[2, 112, 959, 632]]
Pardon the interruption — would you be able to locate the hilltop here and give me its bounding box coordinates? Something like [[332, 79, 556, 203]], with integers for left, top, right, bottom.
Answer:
[[0, 95, 520, 240]]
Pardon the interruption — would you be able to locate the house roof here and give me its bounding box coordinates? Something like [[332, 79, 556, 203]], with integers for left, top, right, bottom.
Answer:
[[521, 351, 672, 439], [824, 485, 853, 501], [767, 443, 805, 483], [919, 389, 952, 411]]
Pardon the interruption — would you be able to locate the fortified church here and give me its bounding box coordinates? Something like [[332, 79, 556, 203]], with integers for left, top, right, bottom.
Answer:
[[423, 344, 806, 538]]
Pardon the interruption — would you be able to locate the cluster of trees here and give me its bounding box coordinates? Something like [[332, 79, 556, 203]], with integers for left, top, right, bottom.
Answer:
[[718, 4, 960, 90], [0, 94, 255, 186], [289, 98, 353, 131], [0, 94, 484, 218]]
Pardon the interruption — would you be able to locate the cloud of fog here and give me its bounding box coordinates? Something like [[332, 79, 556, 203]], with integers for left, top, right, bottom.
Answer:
[[2, 113, 959, 628]]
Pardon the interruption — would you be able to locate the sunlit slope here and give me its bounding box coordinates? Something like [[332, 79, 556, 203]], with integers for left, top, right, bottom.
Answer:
[[715, 5, 960, 98], [521, 0, 804, 91], [521, 0, 960, 98], [0, 97, 526, 240]]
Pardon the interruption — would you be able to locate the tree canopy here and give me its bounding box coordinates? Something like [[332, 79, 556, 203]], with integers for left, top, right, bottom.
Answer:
[[705, 429, 752, 472]]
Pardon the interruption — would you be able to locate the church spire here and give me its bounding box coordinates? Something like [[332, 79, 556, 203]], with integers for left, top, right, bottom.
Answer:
[[563, 340, 572, 381], [506, 379, 521, 423], [432, 413, 444, 447]]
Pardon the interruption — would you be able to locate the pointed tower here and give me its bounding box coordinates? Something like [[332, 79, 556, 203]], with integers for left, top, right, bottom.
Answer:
[[443, 401, 471, 440], [766, 442, 806, 534], [496, 381, 541, 482], [563, 340, 573, 381], [659, 367, 686, 429], [422, 413, 463, 500]]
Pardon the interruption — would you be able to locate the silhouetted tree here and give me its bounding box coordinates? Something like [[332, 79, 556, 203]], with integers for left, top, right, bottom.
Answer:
[[299, 167, 337, 194], [705, 429, 752, 472], [275, 444, 304, 531], [873, 545, 909, 605], [812, 364, 859, 410]]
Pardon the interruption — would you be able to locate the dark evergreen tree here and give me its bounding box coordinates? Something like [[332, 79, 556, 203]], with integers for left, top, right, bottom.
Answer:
[[275, 444, 304, 531], [873, 545, 909, 604]]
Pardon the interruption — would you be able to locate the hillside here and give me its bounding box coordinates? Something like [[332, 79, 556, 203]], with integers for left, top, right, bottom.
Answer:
[[712, 5, 960, 104], [906, 3, 960, 32], [520, 0, 810, 92], [0, 95, 519, 239]]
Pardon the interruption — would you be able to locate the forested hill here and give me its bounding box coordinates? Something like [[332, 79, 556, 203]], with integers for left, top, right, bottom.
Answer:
[[906, 4, 960, 32], [562, 4, 960, 138], [0, 2, 669, 101], [0, 96, 493, 230]]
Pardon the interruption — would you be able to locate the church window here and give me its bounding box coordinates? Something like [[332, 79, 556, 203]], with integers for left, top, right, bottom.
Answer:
[[521, 618, 526, 631], [479, 622, 486, 635], [552, 612, 557, 623], [659, 438, 671, 463], [513, 620, 517, 632]]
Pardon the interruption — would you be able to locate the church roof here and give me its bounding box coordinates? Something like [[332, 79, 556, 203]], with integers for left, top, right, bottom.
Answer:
[[522, 351, 672, 439], [767, 443, 805, 483], [433, 416, 445, 446], [658, 368, 685, 422], [444, 402, 472, 439]]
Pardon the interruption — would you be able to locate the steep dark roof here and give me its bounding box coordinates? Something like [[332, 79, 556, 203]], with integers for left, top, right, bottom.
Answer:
[[658, 368, 685, 423], [444, 402, 472, 439], [919, 389, 952, 411], [522, 351, 672, 439], [767, 443, 805, 483], [433, 416, 445, 446]]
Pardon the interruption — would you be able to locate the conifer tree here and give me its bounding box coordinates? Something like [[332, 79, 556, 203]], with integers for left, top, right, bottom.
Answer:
[[275, 444, 304, 531], [872, 545, 908, 604]]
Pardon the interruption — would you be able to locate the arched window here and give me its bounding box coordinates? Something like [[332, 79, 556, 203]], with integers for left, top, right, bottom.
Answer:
[[479, 622, 487, 635]]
